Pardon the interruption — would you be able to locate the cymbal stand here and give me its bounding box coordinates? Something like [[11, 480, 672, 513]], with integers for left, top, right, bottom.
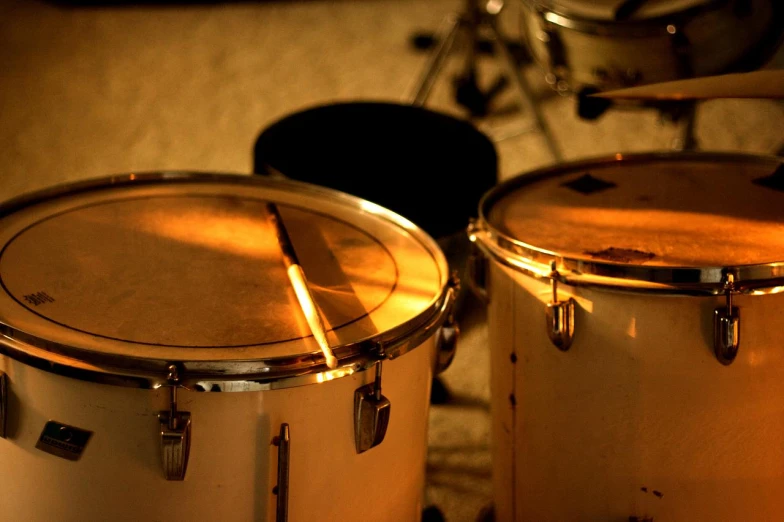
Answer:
[[406, 0, 563, 161], [676, 104, 699, 151], [664, 101, 699, 151]]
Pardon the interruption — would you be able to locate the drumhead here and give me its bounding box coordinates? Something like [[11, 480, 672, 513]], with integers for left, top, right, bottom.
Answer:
[[538, 0, 710, 21], [0, 173, 450, 387], [476, 152, 784, 292]]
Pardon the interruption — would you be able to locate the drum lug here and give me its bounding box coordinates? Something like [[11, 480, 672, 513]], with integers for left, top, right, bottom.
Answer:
[[435, 275, 460, 374], [714, 273, 740, 365], [467, 220, 489, 303], [158, 364, 191, 481], [546, 262, 575, 351], [272, 423, 290, 522], [0, 370, 7, 438], [354, 359, 391, 454]]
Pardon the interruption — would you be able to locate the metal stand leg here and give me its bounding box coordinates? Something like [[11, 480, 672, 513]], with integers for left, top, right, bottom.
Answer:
[[485, 20, 562, 161], [409, 14, 463, 107], [671, 101, 699, 151], [405, 0, 561, 161]]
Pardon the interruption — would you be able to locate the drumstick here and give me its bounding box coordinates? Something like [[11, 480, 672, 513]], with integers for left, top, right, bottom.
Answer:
[[267, 202, 338, 369], [590, 70, 784, 100]]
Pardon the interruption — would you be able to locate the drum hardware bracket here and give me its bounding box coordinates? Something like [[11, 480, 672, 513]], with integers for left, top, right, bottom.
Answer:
[[272, 423, 290, 522], [158, 363, 191, 481], [0, 370, 7, 438], [546, 261, 575, 351], [354, 355, 391, 454], [435, 274, 461, 374], [714, 273, 740, 365], [467, 221, 490, 303]]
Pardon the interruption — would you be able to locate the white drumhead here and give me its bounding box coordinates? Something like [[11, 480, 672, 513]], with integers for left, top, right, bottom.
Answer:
[[540, 0, 711, 20], [0, 174, 446, 366], [485, 154, 784, 268]]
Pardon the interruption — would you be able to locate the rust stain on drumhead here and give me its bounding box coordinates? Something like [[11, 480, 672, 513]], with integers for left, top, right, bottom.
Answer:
[[488, 158, 784, 268], [585, 247, 656, 263], [560, 172, 618, 195]]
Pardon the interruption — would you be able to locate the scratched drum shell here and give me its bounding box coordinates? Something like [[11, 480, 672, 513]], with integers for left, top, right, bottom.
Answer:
[[0, 173, 455, 522], [469, 152, 784, 521]]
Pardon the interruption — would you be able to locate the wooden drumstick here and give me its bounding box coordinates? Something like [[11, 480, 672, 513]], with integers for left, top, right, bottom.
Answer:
[[590, 69, 784, 100], [267, 202, 338, 369]]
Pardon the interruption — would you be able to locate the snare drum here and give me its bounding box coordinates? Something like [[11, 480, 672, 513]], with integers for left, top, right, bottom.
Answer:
[[0, 173, 457, 521], [519, 0, 783, 93], [469, 152, 784, 521]]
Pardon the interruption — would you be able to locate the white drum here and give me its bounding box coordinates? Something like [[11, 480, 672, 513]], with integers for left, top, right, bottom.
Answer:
[[469, 152, 784, 521], [519, 0, 782, 93], [0, 173, 458, 522]]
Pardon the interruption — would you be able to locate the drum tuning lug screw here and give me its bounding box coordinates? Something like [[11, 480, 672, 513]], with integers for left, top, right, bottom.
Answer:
[[158, 363, 192, 480], [713, 273, 740, 365], [353, 358, 391, 454], [166, 363, 179, 382], [546, 261, 575, 351]]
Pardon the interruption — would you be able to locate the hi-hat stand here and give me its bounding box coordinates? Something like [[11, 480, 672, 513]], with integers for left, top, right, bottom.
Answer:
[[406, 0, 563, 161]]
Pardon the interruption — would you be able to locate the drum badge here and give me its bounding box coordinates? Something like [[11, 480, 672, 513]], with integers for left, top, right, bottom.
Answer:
[[35, 420, 93, 461]]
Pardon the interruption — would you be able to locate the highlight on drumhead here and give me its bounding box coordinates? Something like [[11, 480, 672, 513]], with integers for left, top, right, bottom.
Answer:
[[0, 174, 449, 378]]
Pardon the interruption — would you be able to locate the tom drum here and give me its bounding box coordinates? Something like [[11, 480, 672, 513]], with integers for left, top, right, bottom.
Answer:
[[469, 152, 784, 521], [0, 173, 458, 521], [519, 0, 783, 94]]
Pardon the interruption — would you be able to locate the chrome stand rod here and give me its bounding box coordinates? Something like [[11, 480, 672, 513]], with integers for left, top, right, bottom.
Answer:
[[485, 21, 562, 161], [408, 14, 462, 107]]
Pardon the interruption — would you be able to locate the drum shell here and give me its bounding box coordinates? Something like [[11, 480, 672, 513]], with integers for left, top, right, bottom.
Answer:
[[487, 262, 784, 521], [0, 336, 436, 522], [519, 0, 777, 91]]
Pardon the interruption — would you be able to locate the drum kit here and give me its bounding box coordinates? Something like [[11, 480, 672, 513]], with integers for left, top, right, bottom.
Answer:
[[0, 1, 782, 521]]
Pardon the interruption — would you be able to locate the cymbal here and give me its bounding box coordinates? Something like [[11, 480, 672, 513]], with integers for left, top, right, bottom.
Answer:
[[590, 69, 784, 100]]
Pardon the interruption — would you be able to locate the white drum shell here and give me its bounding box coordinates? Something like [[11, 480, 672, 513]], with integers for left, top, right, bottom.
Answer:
[[519, 0, 776, 90], [0, 337, 436, 522], [488, 262, 784, 521]]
